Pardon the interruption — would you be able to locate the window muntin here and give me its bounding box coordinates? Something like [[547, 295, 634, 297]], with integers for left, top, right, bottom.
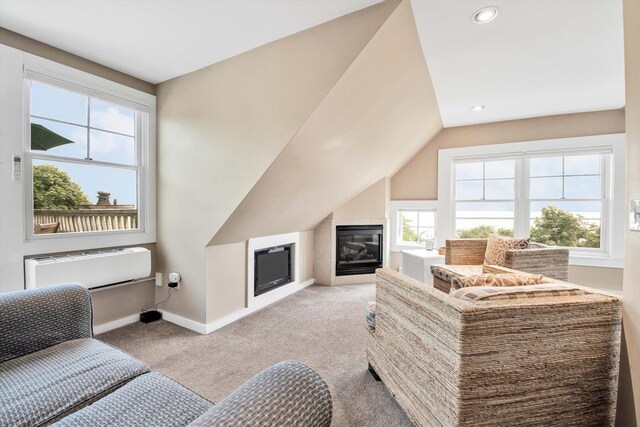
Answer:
[[28, 79, 145, 236], [452, 151, 608, 249], [454, 159, 516, 238], [528, 153, 605, 249], [398, 209, 436, 246]]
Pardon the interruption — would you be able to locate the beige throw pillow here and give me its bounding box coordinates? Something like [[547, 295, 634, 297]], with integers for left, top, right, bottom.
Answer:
[[450, 273, 544, 291], [484, 233, 529, 266]]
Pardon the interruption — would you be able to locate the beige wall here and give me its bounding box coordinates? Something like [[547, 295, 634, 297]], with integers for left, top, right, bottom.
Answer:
[[331, 177, 390, 221], [620, 0, 640, 424], [211, 0, 441, 246], [390, 109, 625, 290], [0, 28, 155, 94], [204, 231, 314, 323], [157, 1, 403, 324]]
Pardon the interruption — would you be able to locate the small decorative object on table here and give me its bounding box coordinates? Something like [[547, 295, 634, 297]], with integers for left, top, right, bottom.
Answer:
[[438, 246, 446, 255], [424, 238, 435, 251], [631, 200, 640, 231]]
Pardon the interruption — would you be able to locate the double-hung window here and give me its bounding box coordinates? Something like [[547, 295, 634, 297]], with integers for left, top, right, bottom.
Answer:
[[454, 158, 517, 238], [17, 55, 156, 253], [439, 135, 625, 267], [527, 152, 607, 251], [27, 78, 148, 237]]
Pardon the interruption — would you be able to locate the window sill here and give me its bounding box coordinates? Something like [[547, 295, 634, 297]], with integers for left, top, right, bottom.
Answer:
[[569, 255, 623, 269]]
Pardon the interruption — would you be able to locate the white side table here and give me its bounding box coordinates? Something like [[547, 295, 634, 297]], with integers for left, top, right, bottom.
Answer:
[[400, 249, 445, 286]]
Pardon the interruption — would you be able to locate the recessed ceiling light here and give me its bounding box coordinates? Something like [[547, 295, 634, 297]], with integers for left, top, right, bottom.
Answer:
[[471, 105, 485, 111], [471, 6, 499, 24]]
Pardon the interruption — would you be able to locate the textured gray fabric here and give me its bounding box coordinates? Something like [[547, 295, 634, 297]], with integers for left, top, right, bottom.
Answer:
[[0, 284, 93, 363], [0, 338, 149, 427], [52, 372, 213, 427], [189, 360, 332, 427]]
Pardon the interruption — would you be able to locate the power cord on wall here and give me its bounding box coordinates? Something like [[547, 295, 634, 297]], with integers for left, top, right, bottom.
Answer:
[[155, 287, 173, 310]]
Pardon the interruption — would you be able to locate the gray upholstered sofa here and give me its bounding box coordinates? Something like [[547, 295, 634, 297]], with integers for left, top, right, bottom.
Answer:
[[0, 284, 332, 427]]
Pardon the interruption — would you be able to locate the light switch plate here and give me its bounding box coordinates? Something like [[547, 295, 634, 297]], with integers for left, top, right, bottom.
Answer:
[[630, 200, 640, 231]]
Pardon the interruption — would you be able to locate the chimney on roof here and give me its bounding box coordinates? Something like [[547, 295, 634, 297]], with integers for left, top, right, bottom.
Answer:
[[96, 191, 112, 206]]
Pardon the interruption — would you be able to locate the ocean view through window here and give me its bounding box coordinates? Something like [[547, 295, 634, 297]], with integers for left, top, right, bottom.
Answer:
[[436, 134, 625, 268]]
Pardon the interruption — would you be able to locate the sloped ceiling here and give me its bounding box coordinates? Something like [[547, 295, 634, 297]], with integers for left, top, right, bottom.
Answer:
[[0, 0, 382, 83], [155, 0, 402, 322], [210, 0, 442, 246]]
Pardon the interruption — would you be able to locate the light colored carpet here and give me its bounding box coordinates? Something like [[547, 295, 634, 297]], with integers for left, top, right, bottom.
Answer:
[[98, 284, 412, 427]]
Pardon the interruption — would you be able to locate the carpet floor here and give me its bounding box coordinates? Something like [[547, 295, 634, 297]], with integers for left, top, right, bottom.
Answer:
[[98, 284, 413, 427]]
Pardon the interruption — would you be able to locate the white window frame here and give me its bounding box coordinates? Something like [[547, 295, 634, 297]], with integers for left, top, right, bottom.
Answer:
[[16, 53, 156, 255], [390, 200, 439, 252], [437, 134, 625, 268]]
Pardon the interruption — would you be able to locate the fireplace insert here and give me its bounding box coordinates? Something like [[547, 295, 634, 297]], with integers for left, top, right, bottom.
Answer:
[[336, 225, 383, 276], [254, 244, 292, 296]]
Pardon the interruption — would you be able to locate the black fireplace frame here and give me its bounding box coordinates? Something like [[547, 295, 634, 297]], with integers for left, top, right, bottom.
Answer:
[[335, 224, 383, 276]]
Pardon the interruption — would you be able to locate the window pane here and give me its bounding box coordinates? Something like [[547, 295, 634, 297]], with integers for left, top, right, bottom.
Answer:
[[456, 162, 483, 180], [485, 159, 515, 179], [418, 227, 435, 240], [89, 129, 135, 165], [456, 181, 483, 200], [31, 81, 87, 125], [485, 179, 514, 200], [564, 154, 599, 175], [30, 118, 87, 159], [529, 201, 601, 248], [530, 177, 562, 199], [564, 176, 600, 199], [455, 201, 514, 237], [90, 98, 135, 136], [401, 211, 418, 227], [32, 159, 138, 235], [530, 156, 562, 177], [418, 211, 435, 227]]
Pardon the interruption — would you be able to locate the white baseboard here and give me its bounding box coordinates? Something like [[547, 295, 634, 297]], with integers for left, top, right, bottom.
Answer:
[[152, 279, 315, 335], [93, 313, 140, 335], [159, 309, 208, 334], [205, 278, 315, 334]]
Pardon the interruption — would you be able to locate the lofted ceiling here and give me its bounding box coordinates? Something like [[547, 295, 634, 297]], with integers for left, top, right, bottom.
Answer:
[[411, 0, 625, 127], [0, 0, 625, 127], [0, 0, 381, 84]]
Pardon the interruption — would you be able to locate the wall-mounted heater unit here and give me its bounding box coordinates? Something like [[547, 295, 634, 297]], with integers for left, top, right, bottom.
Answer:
[[25, 247, 151, 290]]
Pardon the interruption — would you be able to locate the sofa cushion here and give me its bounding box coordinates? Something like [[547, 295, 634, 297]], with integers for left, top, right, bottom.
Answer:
[[0, 338, 149, 427], [52, 372, 213, 427], [365, 302, 376, 330], [484, 233, 529, 266], [430, 264, 484, 283], [451, 283, 586, 302], [450, 273, 544, 291]]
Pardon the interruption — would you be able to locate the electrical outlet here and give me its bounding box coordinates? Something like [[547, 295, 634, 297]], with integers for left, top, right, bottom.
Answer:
[[155, 272, 163, 287]]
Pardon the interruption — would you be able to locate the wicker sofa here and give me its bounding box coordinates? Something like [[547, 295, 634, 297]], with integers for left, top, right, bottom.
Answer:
[[0, 284, 333, 427], [431, 238, 569, 293], [367, 268, 622, 427]]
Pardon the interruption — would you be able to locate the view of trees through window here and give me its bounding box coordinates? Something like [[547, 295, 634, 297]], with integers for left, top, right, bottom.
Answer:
[[454, 153, 605, 249], [400, 210, 435, 245], [30, 80, 141, 235]]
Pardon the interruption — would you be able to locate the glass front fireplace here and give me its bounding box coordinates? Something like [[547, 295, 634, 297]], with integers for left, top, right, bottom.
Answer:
[[335, 225, 383, 276]]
